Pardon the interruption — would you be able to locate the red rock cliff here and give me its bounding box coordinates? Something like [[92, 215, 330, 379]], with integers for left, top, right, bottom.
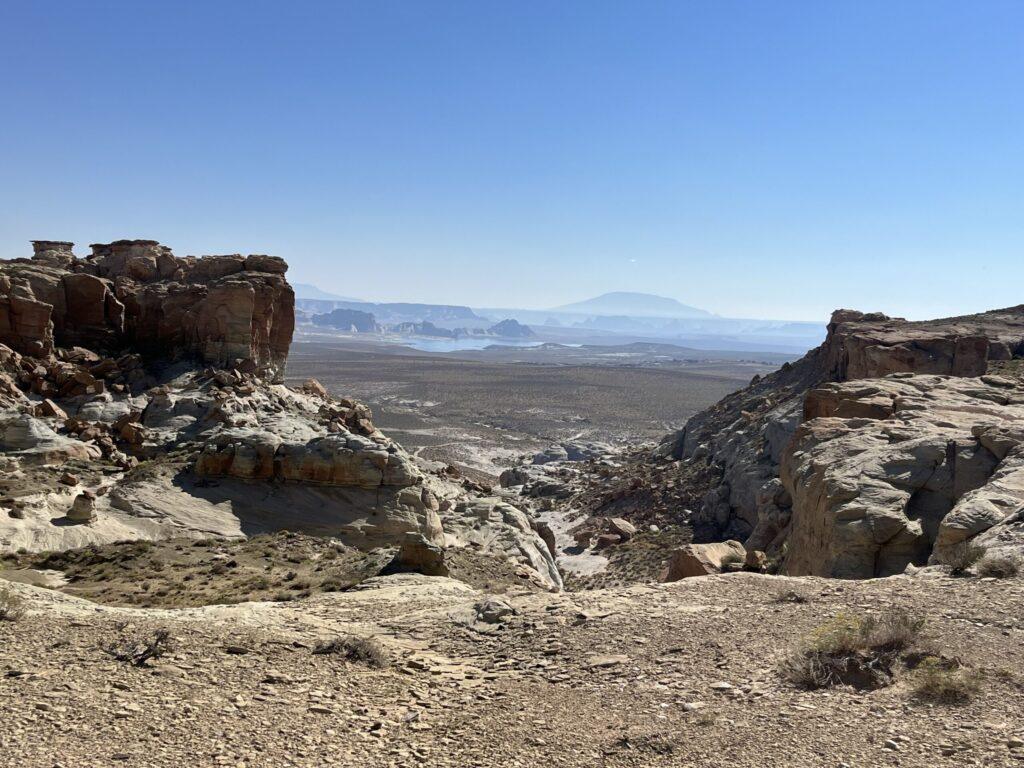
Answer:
[[0, 240, 294, 381]]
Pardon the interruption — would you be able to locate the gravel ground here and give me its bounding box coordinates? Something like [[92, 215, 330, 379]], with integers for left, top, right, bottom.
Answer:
[[2, 571, 1022, 767]]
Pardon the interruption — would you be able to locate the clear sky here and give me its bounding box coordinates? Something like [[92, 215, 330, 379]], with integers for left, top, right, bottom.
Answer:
[[2, 1, 1021, 322]]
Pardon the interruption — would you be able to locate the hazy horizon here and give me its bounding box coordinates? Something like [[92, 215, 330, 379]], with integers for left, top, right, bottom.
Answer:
[[3, 2, 1022, 322]]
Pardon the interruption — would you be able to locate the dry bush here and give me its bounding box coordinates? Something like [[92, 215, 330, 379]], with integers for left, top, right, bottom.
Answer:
[[861, 611, 926, 652], [772, 589, 811, 604], [781, 610, 925, 690], [911, 657, 980, 704], [101, 627, 172, 666], [976, 554, 1020, 579], [947, 542, 987, 576], [312, 635, 389, 668], [0, 586, 26, 622]]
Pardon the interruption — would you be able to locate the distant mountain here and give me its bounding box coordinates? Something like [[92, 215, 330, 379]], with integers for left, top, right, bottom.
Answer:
[[555, 292, 713, 319], [293, 283, 361, 302]]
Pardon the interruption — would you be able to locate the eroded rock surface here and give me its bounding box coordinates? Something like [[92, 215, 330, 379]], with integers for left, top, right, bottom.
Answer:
[[656, 306, 1024, 577], [783, 375, 1024, 576]]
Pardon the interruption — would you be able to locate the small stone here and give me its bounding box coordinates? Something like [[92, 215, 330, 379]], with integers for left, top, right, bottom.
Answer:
[[586, 654, 627, 669]]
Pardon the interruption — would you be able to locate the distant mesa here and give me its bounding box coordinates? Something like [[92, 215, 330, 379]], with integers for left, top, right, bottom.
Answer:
[[383, 319, 534, 340], [393, 321, 454, 338], [311, 307, 378, 333], [555, 291, 713, 319], [487, 319, 535, 338]]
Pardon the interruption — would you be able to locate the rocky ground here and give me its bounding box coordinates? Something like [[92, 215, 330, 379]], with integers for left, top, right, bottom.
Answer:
[[2, 570, 1023, 767]]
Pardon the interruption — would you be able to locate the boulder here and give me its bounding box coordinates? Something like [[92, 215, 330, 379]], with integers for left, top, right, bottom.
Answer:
[[195, 428, 422, 489], [302, 378, 329, 399], [663, 540, 746, 581], [607, 517, 637, 541], [474, 597, 515, 624], [384, 533, 449, 577], [34, 398, 67, 420], [66, 491, 96, 523]]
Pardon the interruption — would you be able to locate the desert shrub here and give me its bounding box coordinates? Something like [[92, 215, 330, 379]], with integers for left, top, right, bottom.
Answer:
[[860, 611, 926, 652], [312, 635, 389, 668], [911, 657, 980, 704], [320, 576, 358, 592], [947, 542, 986, 576], [976, 554, 1020, 579], [780, 610, 924, 690], [100, 628, 172, 666], [0, 586, 26, 622], [248, 576, 271, 591], [772, 589, 811, 604]]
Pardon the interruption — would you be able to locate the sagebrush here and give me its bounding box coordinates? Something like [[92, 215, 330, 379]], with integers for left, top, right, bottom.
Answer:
[[780, 610, 924, 690], [312, 635, 389, 668]]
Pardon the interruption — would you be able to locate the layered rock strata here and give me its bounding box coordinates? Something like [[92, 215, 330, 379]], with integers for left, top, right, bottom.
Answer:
[[0, 240, 294, 381]]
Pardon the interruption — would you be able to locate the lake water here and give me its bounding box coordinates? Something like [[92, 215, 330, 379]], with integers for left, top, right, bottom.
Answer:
[[395, 337, 547, 353]]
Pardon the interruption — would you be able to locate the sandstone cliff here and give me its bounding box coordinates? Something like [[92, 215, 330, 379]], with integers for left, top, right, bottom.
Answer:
[[659, 306, 1024, 577], [0, 240, 294, 381]]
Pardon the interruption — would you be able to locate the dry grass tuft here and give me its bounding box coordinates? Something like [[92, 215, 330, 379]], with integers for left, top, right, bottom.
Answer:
[[976, 554, 1020, 579], [911, 657, 980, 704], [946, 542, 986, 576], [772, 589, 811, 604], [312, 635, 389, 668], [0, 586, 26, 622]]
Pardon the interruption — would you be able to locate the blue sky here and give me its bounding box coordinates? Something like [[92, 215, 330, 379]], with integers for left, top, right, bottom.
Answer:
[[1, 1, 1021, 322]]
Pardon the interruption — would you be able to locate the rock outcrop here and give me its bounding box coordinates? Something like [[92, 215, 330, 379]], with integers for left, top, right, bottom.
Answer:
[[659, 306, 1024, 577], [0, 240, 294, 381], [0, 239, 561, 590], [783, 374, 1024, 576]]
